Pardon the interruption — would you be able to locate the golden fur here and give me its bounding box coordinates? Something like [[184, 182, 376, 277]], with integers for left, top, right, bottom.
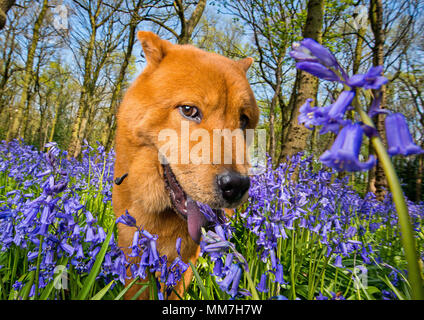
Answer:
[[112, 31, 259, 299]]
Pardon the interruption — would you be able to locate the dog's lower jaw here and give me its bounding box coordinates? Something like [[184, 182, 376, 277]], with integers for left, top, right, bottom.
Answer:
[[162, 163, 210, 244]]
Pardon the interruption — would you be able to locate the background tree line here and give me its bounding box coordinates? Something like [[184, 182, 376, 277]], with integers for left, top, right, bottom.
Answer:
[[0, 0, 423, 201]]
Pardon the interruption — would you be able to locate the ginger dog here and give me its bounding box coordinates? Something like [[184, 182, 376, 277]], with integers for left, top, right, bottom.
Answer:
[[112, 31, 259, 299]]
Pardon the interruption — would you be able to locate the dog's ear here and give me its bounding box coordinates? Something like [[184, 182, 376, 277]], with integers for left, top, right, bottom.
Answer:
[[237, 57, 254, 72], [137, 31, 171, 66]]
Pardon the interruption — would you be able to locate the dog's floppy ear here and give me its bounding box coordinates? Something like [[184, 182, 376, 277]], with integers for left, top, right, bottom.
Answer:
[[237, 57, 254, 72], [137, 31, 171, 66]]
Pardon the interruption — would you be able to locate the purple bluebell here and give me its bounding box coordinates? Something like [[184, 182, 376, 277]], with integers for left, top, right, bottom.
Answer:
[[256, 273, 268, 293], [296, 62, 340, 81], [298, 91, 354, 135], [228, 265, 242, 297], [347, 66, 388, 90], [320, 123, 376, 172], [290, 38, 338, 69], [273, 264, 287, 284], [334, 255, 344, 268], [218, 263, 239, 293], [326, 91, 355, 120], [385, 113, 424, 156], [298, 98, 318, 129], [116, 210, 137, 227]]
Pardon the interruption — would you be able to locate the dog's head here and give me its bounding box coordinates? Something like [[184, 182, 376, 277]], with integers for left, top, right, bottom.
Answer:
[[115, 31, 259, 242]]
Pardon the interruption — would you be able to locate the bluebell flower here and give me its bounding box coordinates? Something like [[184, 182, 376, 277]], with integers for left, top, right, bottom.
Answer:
[[299, 91, 354, 135], [334, 255, 344, 268], [116, 210, 137, 227], [213, 258, 224, 277], [256, 273, 269, 293], [228, 265, 242, 297], [385, 113, 424, 156], [320, 123, 376, 172], [326, 91, 355, 120], [296, 62, 340, 81], [316, 292, 328, 300], [347, 66, 388, 90], [290, 38, 338, 68], [298, 99, 318, 129], [273, 264, 287, 284], [218, 263, 239, 293], [60, 240, 74, 256], [12, 281, 23, 291]]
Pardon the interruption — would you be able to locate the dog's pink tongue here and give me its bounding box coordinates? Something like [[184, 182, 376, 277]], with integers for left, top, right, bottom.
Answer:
[[186, 196, 208, 244]]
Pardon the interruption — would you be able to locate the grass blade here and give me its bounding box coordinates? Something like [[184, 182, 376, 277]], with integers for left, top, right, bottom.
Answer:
[[76, 226, 113, 300], [114, 277, 140, 300], [189, 261, 210, 300], [91, 280, 115, 300]]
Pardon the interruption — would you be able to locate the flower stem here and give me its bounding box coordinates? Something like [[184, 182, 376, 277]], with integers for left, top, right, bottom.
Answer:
[[244, 268, 260, 300], [355, 104, 424, 300]]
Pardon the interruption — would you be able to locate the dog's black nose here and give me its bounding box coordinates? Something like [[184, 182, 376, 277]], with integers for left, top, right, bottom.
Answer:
[[217, 171, 250, 204]]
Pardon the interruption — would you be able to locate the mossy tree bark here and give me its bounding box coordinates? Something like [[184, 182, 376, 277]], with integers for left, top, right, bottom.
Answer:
[[6, 0, 48, 142], [368, 0, 388, 200], [279, 0, 324, 160]]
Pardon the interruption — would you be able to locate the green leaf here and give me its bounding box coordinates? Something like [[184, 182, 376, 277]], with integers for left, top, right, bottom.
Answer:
[[76, 226, 114, 300], [91, 280, 115, 300], [114, 277, 140, 300], [189, 261, 210, 300], [380, 275, 406, 300]]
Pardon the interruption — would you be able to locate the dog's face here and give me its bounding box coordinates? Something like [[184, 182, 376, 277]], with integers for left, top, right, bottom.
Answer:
[[115, 31, 259, 242]]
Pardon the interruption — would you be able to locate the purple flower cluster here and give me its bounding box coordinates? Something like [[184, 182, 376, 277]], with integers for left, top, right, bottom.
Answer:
[[200, 153, 424, 299], [117, 211, 189, 298], [0, 140, 187, 298], [291, 39, 423, 172], [0, 140, 127, 297], [1, 139, 423, 300]]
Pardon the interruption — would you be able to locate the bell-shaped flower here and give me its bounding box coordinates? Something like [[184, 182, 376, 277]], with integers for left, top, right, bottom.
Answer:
[[320, 123, 376, 172], [116, 210, 137, 228], [385, 113, 424, 156], [298, 98, 317, 129], [256, 273, 269, 293], [228, 265, 242, 297], [347, 66, 388, 90], [296, 62, 340, 81], [218, 263, 239, 292], [299, 91, 355, 135], [327, 91, 355, 119], [290, 38, 338, 68]]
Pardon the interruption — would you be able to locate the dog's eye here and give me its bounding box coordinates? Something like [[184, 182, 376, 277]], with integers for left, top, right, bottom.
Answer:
[[240, 114, 249, 130], [179, 105, 202, 122]]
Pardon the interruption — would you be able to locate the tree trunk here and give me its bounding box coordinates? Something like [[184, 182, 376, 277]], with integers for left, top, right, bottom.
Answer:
[[175, 0, 207, 44], [0, 0, 14, 29], [6, 0, 48, 141], [68, 22, 97, 158], [37, 108, 46, 148], [348, 21, 368, 185], [368, 0, 388, 200], [101, 18, 138, 149], [0, 18, 17, 115], [49, 98, 62, 143], [279, 0, 324, 160], [268, 75, 282, 161]]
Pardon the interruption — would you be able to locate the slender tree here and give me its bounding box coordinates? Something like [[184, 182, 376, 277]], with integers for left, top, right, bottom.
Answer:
[[0, 0, 14, 29], [279, 0, 324, 160], [67, 0, 124, 158], [101, 0, 152, 151], [6, 0, 49, 141]]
